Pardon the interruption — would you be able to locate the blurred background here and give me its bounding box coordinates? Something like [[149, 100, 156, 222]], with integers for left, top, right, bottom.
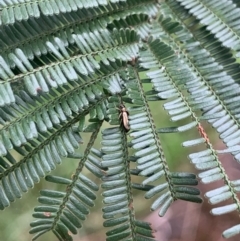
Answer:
[[1, 98, 240, 241]]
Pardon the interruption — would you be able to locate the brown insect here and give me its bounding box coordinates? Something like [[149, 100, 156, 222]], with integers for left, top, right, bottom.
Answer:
[[118, 104, 130, 132], [197, 124, 209, 143], [128, 56, 138, 66]]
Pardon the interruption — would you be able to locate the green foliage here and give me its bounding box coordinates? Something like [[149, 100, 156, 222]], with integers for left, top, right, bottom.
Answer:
[[0, 0, 240, 240]]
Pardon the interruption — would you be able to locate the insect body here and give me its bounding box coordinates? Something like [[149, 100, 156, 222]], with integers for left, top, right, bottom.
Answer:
[[118, 104, 130, 132]]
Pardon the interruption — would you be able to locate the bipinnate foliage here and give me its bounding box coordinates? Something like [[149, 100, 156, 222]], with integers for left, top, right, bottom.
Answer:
[[0, 0, 240, 240]]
